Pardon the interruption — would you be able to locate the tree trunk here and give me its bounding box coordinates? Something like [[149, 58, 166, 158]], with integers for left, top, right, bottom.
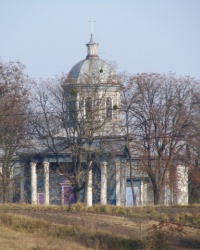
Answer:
[[130, 169, 137, 206], [75, 188, 80, 203], [152, 184, 161, 205], [2, 186, 7, 204], [83, 170, 89, 205], [130, 177, 137, 206], [127, 144, 137, 206]]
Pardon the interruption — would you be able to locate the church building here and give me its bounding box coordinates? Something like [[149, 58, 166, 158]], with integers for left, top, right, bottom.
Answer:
[[7, 33, 189, 206]]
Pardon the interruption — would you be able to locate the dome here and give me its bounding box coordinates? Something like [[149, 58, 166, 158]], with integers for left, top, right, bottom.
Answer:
[[66, 34, 118, 85], [67, 58, 117, 85]]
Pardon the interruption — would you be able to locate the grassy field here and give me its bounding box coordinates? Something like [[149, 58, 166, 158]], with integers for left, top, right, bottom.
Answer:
[[0, 224, 91, 250], [0, 203, 199, 250]]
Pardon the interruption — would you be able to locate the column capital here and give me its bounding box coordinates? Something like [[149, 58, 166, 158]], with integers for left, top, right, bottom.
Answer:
[[100, 161, 107, 167], [115, 160, 121, 166], [43, 161, 50, 166], [121, 159, 127, 164], [30, 162, 37, 167]]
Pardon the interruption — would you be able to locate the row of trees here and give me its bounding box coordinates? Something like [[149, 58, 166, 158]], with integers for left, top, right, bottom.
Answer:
[[121, 73, 200, 204], [0, 59, 32, 202], [0, 58, 200, 204]]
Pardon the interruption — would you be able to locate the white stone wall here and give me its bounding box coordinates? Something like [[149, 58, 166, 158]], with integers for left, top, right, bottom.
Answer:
[[175, 165, 188, 205]]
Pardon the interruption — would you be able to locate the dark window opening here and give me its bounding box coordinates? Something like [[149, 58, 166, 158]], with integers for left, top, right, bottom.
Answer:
[[85, 97, 92, 119], [106, 97, 112, 120]]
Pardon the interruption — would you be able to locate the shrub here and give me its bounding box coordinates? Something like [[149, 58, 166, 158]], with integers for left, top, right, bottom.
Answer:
[[69, 202, 87, 212], [143, 222, 184, 250], [113, 104, 119, 110], [70, 89, 77, 95]]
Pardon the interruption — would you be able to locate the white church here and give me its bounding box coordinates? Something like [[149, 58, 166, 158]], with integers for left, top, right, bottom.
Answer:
[[4, 33, 188, 206]]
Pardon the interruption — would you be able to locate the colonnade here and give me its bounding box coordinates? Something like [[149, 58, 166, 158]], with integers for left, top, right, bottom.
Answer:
[[20, 161, 109, 206], [20, 160, 148, 206]]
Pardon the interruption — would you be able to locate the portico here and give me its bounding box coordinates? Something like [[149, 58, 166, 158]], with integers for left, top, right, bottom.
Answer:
[[27, 159, 134, 207]]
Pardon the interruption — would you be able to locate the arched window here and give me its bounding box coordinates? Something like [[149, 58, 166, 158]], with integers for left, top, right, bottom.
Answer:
[[106, 97, 112, 120], [66, 98, 76, 124], [85, 97, 92, 119]]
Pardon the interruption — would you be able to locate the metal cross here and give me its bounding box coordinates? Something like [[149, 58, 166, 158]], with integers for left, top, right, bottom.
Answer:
[[89, 18, 96, 34]]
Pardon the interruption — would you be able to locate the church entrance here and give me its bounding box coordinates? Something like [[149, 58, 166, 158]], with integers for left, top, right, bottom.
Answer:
[[126, 180, 140, 206], [60, 179, 75, 205], [38, 193, 44, 205]]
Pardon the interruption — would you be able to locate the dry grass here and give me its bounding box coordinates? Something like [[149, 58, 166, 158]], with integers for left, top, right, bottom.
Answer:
[[0, 212, 139, 250], [0, 203, 199, 227], [0, 203, 68, 211], [0, 225, 92, 250], [0, 203, 199, 249], [71, 203, 200, 227]]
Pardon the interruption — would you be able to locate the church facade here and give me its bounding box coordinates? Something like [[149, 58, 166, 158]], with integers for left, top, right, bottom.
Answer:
[[5, 34, 188, 206]]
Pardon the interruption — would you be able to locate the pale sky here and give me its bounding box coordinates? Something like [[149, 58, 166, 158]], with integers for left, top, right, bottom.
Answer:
[[0, 0, 200, 81]]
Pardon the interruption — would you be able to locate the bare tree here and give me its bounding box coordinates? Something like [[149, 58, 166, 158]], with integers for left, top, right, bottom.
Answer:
[[0, 59, 31, 203], [122, 73, 198, 205], [32, 69, 120, 204], [187, 139, 200, 203], [120, 72, 140, 205], [185, 101, 200, 203]]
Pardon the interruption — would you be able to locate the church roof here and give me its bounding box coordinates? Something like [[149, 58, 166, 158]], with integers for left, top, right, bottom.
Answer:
[[66, 34, 118, 85]]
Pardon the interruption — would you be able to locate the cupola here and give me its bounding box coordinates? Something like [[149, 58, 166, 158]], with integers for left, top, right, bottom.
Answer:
[[86, 34, 99, 59]]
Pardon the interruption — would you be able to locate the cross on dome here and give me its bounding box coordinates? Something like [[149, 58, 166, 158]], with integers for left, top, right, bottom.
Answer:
[[89, 17, 96, 35], [86, 18, 99, 59]]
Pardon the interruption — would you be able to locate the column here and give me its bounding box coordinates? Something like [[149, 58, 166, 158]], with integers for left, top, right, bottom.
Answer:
[[76, 93, 80, 119], [140, 179, 147, 206], [87, 168, 93, 207], [31, 162, 37, 204], [100, 162, 107, 205], [176, 165, 188, 205], [115, 160, 121, 206], [121, 161, 126, 206], [8, 168, 14, 203], [163, 171, 170, 205], [144, 181, 147, 205], [43, 161, 50, 205], [116, 92, 119, 120], [20, 166, 25, 202]]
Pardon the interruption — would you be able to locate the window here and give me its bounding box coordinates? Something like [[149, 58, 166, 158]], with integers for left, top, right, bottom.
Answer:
[[85, 97, 92, 119], [66, 99, 76, 124], [106, 97, 112, 120]]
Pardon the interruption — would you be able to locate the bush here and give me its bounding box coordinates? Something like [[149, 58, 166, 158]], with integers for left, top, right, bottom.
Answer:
[[143, 222, 184, 250]]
